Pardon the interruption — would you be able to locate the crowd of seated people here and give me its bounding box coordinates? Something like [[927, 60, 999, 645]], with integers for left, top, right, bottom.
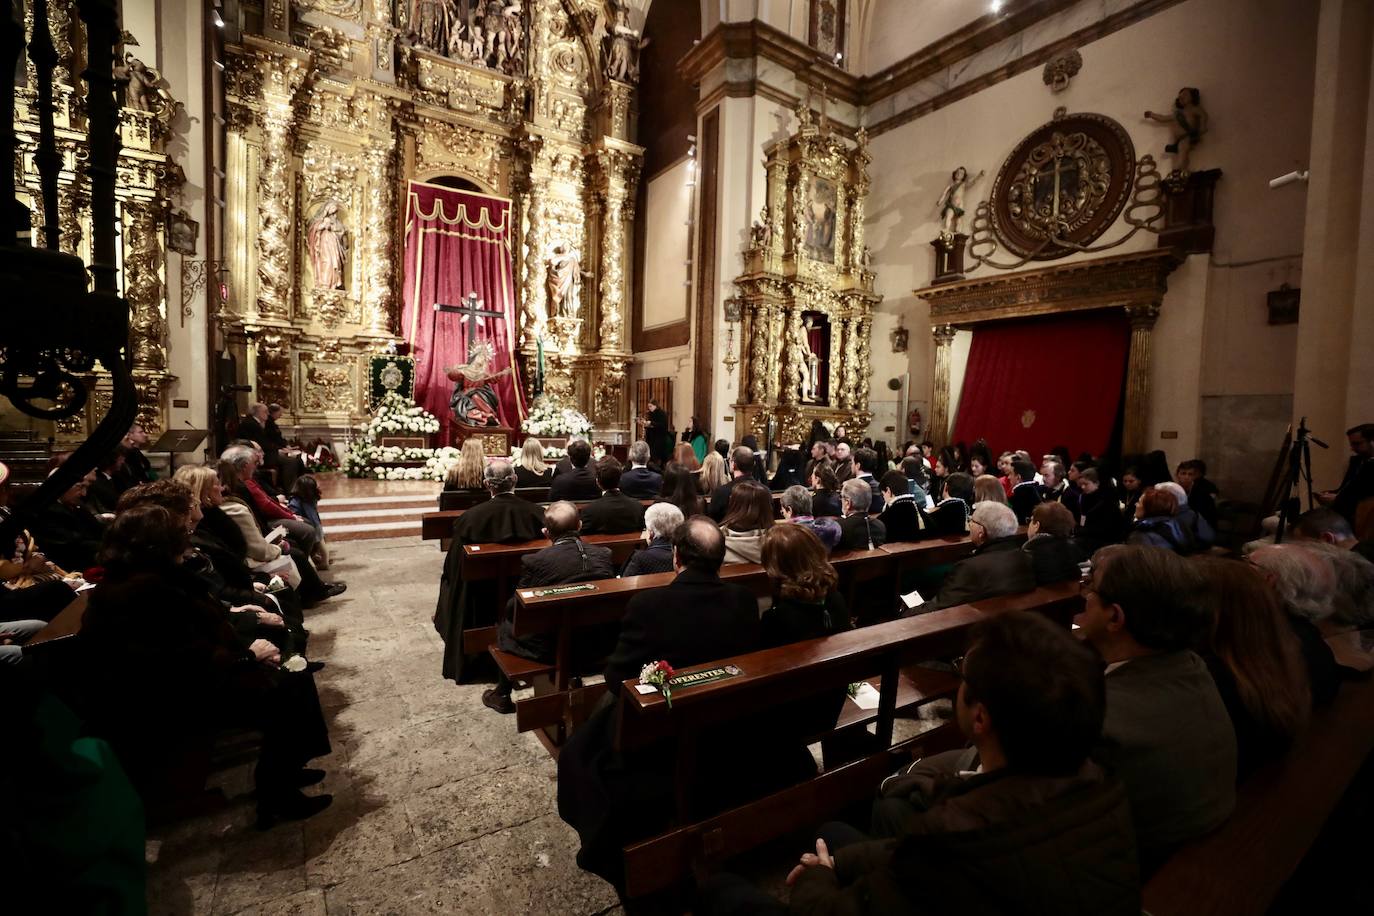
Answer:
[[8, 434, 348, 832], [417, 426, 1372, 908]]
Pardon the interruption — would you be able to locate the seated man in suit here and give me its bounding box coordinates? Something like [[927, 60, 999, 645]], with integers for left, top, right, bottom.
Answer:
[[926, 501, 1034, 612], [483, 500, 617, 714], [1008, 457, 1043, 524], [707, 446, 756, 523], [619, 440, 663, 499], [31, 466, 107, 572], [852, 447, 885, 514], [1078, 544, 1235, 874], [549, 439, 601, 502], [878, 469, 922, 543], [435, 458, 548, 682], [580, 457, 646, 535], [558, 517, 763, 888], [837, 478, 886, 550]]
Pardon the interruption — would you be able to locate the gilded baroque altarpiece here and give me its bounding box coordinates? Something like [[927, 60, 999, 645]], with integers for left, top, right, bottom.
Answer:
[[12, 2, 179, 441], [731, 102, 881, 445], [223, 0, 643, 435]]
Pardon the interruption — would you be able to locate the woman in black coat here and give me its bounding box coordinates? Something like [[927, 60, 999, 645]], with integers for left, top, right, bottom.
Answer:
[[80, 505, 333, 827], [1022, 502, 1083, 585]]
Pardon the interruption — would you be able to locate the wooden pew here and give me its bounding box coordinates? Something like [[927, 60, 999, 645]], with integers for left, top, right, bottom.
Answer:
[[609, 582, 1084, 899], [424, 492, 789, 546], [456, 531, 646, 655], [1143, 672, 1374, 915], [23, 590, 89, 649], [438, 486, 550, 511], [501, 534, 990, 745]]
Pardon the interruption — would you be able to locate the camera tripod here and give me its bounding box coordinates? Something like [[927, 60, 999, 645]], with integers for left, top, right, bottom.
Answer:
[[1274, 417, 1328, 544]]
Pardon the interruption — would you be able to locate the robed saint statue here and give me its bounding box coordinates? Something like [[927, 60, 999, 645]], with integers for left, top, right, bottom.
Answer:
[[444, 338, 512, 427]]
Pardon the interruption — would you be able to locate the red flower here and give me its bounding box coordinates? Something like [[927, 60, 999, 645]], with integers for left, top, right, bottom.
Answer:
[[656, 661, 676, 679], [83, 566, 105, 583]]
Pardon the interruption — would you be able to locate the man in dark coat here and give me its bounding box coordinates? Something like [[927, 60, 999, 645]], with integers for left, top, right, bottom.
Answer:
[[115, 423, 155, 490], [558, 518, 763, 888], [579, 457, 646, 535], [619, 440, 663, 498], [85, 447, 129, 516], [702, 613, 1141, 915], [237, 403, 271, 462], [1317, 423, 1374, 527], [1008, 457, 1043, 524], [483, 500, 617, 713], [853, 447, 885, 514], [837, 478, 886, 550], [550, 439, 601, 501], [878, 470, 922, 543], [434, 459, 547, 682], [31, 471, 107, 572], [708, 446, 757, 522], [926, 501, 1033, 612]]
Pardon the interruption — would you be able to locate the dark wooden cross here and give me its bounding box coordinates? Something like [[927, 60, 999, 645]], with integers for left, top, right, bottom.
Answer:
[[434, 291, 505, 359]]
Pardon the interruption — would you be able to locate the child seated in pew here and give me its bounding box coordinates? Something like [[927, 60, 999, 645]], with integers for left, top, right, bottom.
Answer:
[[699, 613, 1141, 915]]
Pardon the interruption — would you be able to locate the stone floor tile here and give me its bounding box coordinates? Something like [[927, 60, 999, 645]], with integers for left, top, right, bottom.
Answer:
[[224, 887, 328, 916], [303, 796, 419, 886], [404, 765, 556, 855], [478, 814, 620, 915], [211, 824, 308, 914], [321, 843, 502, 915]]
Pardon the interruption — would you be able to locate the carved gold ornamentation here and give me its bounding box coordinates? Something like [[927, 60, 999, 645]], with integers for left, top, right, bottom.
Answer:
[[125, 202, 168, 372], [299, 0, 363, 21], [256, 332, 292, 408], [301, 360, 355, 412], [731, 109, 879, 440], [362, 143, 395, 333], [256, 108, 297, 317], [415, 117, 502, 189]]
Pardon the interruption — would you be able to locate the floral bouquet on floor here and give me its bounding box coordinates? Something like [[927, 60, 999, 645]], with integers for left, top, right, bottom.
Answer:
[[365, 391, 441, 437], [520, 396, 592, 438], [639, 660, 677, 708]]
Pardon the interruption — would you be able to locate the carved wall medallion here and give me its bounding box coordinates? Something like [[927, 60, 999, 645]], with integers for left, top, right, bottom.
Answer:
[[1042, 50, 1082, 93], [989, 112, 1135, 260]]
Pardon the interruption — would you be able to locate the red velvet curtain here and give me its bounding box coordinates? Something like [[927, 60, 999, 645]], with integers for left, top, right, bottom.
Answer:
[[401, 182, 525, 441], [951, 310, 1130, 459]]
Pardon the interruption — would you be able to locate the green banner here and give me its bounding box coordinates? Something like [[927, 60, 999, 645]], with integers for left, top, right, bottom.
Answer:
[[368, 355, 415, 408]]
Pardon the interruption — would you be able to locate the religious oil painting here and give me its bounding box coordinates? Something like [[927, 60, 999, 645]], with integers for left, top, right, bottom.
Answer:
[[803, 176, 838, 263]]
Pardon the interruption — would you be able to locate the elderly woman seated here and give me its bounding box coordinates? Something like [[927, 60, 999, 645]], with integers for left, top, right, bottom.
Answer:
[[1128, 488, 1196, 554], [1246, 544, 1342, 704], [1155, 481, 1214, 551], [778, 484, 841, 553], [622, 502, 683, 576], [1022, 502, 1083, 585]]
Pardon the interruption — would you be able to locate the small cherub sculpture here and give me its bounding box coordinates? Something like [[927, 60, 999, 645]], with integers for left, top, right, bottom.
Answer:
[[1145, 87, 1208, 173], [936, 166, 984, 238]]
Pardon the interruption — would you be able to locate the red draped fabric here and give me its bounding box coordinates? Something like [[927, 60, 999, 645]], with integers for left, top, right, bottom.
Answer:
[[951, 310, 1130, 459], [401, 182, 525, 441]]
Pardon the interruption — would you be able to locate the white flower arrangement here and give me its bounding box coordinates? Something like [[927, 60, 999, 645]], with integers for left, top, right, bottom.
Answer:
[[345, 393, 450, 480], [520, 396, 592, 438]]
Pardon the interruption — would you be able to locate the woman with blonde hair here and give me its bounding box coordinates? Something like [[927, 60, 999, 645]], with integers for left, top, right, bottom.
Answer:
[[191, 462, 302, 587], [698, 450, 728, 495], [973, 474, 1008, 506], [514, 436, 551, 488], [444, 438, 486, 491]]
